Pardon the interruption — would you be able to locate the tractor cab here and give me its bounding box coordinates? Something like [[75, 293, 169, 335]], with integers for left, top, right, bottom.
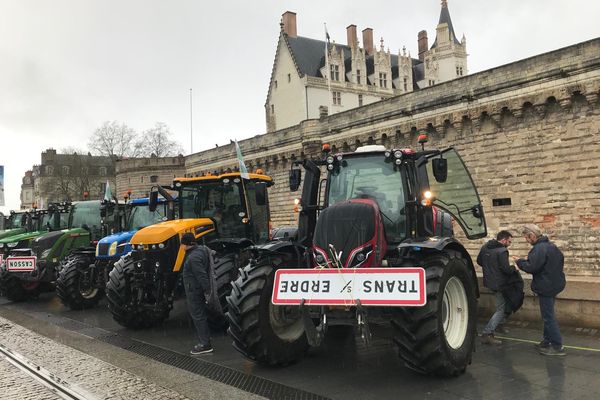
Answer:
[[0, 211, 29, 239]]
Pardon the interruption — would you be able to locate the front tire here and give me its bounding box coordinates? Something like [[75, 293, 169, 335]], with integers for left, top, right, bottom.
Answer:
[[207, 254, 238, 329], [106, 256, 169, 329], [56, 255, 103, 310], [0, 268, 40, 302], [391, 250, 477, 377], [226, 256, 308, 365]]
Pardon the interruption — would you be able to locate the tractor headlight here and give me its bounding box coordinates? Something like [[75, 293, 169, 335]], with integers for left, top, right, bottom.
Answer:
[[40, 248, 51, 259], [108, 241, 118, 256], [393, 150, 403, 159], [326, 155, 334, 164], [7, 242, 18, 248], [313, 248, 328, 267], [158, 243, 165, 249]]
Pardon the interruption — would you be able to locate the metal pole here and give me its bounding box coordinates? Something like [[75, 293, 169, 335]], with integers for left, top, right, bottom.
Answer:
[[190, 88, 193, 154]]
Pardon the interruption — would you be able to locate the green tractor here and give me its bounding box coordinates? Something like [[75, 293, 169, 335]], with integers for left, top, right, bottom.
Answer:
[[0, 204, 70, 265], [0, 200, 124, 302], [106, 172, 273, 329], [0, 210, 30, 240]]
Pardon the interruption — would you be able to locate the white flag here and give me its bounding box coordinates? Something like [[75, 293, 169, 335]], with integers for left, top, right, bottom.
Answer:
[[234, 140, 250, 179]]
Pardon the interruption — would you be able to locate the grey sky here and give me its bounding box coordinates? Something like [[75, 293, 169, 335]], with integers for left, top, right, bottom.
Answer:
[[1, 0, 598, 213]]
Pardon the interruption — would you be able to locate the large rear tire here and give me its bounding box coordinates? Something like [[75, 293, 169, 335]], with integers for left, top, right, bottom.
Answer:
[[0, 268, 40, 302], [207, 254, 238, 329], [226, 256, 308, 365], [391, 250, 477, 377], [106, 256, 169, 329], [56, 255, 104, 310]]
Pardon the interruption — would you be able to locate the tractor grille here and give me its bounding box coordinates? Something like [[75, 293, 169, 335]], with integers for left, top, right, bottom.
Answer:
[[97, 243, 110, 256]]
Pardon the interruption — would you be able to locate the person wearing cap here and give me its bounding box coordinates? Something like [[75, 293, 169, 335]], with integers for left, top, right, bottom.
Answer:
[[513, 224, 566, 356], [477, 230, 515, 345], [180, 232, 213, 355]]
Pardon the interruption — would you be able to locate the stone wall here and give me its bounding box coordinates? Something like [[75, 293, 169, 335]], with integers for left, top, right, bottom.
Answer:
[[115, 156, 185, 200], [185, 38, 600, 277]]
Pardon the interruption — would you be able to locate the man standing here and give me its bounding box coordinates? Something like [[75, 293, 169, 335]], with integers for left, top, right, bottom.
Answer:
[[514, 224, 566, 356], [478, 230, 514, 345], [181, 232, 213, 355]]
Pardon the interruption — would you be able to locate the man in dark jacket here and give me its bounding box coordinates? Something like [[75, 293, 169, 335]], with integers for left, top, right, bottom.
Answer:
[[181, 233, 213, 355], [514, 224, 566, 356], [477, 230, 514, 345]]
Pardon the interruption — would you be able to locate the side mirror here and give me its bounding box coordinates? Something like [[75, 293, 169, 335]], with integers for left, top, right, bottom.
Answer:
[[148, 191, 159, 212], [289, 168, 302, 192], [255, 183, 267, 206], [432, 158, 448, 183]]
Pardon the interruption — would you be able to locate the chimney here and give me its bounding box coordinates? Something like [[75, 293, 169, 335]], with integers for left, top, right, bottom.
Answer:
[[418, 30, 428, 61], [346, 24, 357, 48], [281, 11, 297, 38], [362, 28, 374, 55]]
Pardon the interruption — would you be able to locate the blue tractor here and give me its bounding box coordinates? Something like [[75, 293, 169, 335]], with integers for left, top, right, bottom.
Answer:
[[56, 196, 173, 309]]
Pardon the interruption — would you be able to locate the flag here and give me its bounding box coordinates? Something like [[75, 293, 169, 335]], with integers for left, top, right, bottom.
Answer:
[[0, 166, 4, 206], [104, 179, 113, 201], [234, 140, 250, 179], [324, 23, 333, 115]]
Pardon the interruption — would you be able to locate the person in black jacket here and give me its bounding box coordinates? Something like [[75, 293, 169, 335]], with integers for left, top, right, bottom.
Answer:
[[478, 230, 514, 345], [181, 232, 213, 355], [514, 224, 566, 356]]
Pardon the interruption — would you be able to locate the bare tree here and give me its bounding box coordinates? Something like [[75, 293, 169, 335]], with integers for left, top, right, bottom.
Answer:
[[137, 122, 184, 157], [88, 121, 141, 158]]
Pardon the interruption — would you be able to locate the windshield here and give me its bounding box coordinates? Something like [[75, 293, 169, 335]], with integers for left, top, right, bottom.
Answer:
[[327, 154, 406, 243], [39, 213, 52, 230], [9, 213, 25, 229], [70, 201, 102, 238], [128, 204, 167, 230], [426, 148, 487, 239], [180, 179, 246, 237]]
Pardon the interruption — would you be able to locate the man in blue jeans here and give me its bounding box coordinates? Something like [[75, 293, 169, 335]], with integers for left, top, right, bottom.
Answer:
[[477, 230, 514, 345], [181, 233, 213, 355], [514, 224, 566, 356]]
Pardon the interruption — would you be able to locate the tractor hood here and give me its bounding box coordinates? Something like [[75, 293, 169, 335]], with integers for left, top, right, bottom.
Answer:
[[131, 218, 214, 245], [0, 230, 47, 244], [0, 228, 26, 240], [98, 230, 136, 246]]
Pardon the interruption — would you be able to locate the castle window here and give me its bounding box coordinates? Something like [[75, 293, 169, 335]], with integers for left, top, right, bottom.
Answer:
[[332, 91, 341, 105], [379, 72, 387, 88], [356, 69, 361, 84], [403, 78, 408, 91], [287, 73, 291, 83], [456, 66, 460, 76], [358, 94, 363, 107], [62, 166, 70, 176], [150, 175, 158, 183], [330, 64, 339, 81], [274, 80, 277, 89], [271, 104, 274, 114], [429, 80, 435, 86], [45, 166, 53, 175], [459, 67, 464, 76], [99, 167, 107, 176]]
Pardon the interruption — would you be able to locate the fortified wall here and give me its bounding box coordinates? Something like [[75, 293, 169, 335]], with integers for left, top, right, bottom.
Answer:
[[130, 38, 600, 326], [115, 155, 185, 199]]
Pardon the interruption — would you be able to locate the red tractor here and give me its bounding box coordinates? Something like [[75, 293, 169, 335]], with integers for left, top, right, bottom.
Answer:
[[226, 139, 486, 376]]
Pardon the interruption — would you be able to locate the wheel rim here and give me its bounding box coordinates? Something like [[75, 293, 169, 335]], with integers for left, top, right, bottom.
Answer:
[[79, 268, 98, 299], [442, 276, 468, 349], [268, 302, 305, 341]]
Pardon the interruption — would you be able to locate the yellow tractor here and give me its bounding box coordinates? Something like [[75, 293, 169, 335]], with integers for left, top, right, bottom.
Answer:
[[106, 172, 273, 329]]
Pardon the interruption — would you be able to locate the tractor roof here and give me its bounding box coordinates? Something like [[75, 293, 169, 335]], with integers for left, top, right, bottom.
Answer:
[[174, 172, 273, 184]]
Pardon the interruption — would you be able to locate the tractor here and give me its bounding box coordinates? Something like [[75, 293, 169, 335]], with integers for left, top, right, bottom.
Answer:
[[0, 210, 30, 240], [226, 140, 487, 377], [106, 172, 273, 329], [0, 200, 124, 302], [0, 204, 69, 264], [57, 196, 171, 309]]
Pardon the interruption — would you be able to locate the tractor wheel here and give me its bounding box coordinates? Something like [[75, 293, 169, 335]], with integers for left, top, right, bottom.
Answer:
[[391, 250, 477, 377], [207, 254, 238, 330], [226, 256, 308, 365], [0, 268, 40, 302], [56, 255, 104, 310], [106, 256, 169, 329]]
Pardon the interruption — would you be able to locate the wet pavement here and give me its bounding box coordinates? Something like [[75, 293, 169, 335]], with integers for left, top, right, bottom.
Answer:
[[1, 293, 600, 400]]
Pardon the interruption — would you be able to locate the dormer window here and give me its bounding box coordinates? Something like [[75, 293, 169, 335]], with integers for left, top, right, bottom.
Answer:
[[287, 73, 291, 83], [379, 72, 387, 88], [403, 78, 408, 91], [356, 69, 361, 84], [330, 64, 339, 81]]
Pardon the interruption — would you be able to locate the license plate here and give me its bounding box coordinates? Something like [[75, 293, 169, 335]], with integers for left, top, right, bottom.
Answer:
[[6, 256, 37, 272], [272, 268, 426, 306]]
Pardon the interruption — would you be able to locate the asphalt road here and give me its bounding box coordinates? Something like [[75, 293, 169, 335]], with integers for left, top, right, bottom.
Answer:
[[2, 293, 600, 400]]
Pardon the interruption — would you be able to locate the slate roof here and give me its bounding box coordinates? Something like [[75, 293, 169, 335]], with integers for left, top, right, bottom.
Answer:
[[431, 1, 461, 48], [285, 34, 424, 89]]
